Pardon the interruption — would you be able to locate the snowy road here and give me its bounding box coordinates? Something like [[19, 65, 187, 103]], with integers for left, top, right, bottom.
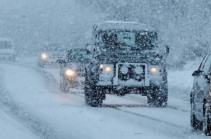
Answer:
[[0, 60, 209, 139]]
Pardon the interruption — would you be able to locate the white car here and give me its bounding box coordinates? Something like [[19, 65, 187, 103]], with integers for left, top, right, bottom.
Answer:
[[0, 38, 16, 61]]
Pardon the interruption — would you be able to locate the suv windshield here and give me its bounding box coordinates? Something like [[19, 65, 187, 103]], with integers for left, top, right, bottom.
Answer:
[[67, 50, 88, 63], [98, 31, 157, 50]]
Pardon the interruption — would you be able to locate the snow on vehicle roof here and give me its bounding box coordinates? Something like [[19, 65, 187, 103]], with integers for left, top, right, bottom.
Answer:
[[94, 21, 155, 32]]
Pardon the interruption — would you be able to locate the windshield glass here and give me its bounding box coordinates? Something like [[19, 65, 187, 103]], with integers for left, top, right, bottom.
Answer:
[[67, 50, 88, 63], [98, 31, 157, 50], [0, 41, 13, 49]]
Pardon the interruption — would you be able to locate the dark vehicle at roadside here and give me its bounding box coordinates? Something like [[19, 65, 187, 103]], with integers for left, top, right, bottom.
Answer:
[[59, 48, 89, 92], [191, 52, 211, 136], [84, 21, 169, 107]]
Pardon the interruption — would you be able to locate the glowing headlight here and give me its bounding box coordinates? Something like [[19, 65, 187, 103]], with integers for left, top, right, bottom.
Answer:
[[105, 66, 112, 72], [150, 67, 157, 74], [41, 53, 48, 60], [120, 65, 128, 74], [65, 69, 76, 77], [99, 64, 104, 69]]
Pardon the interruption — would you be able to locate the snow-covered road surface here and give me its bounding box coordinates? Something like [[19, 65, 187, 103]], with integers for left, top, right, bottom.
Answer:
[[0, 60, 209, 139]]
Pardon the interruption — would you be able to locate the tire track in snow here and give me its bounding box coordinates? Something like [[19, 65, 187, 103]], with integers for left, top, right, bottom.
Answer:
[[0, 63, 68, 139]]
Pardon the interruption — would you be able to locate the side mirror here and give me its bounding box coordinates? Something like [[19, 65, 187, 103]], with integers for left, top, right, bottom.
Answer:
[[165, 45, 170, 54], [192, 70, 203, 76], [85, 43, 91, 54]]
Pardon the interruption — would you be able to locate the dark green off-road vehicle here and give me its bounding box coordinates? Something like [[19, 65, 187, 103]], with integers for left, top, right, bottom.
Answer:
[[84, 21, 169, 107]]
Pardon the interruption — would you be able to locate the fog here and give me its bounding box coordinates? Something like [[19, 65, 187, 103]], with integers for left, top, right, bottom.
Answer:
[[0, 0, 211, 67]]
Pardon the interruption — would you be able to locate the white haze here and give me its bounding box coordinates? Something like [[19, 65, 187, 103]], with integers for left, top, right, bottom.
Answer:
[[0, 0, 210, 67]]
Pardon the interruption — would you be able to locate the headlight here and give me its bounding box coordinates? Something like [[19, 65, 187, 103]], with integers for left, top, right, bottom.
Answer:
[[105, 66, 112, 72], [65, 69, 76, 77], [41, 53, 48, 60], [120, 65, 128, 74], [99, 64, 113, 74], [150, 67, 158, 74]]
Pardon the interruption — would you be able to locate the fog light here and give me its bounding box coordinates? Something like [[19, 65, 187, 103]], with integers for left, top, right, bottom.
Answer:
[[134, 67, 143, 74], [120, 66, 128, 74]]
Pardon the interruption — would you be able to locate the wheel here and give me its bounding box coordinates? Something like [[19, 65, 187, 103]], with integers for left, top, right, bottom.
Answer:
[[60, 78, 69, 93], [147, 86, 168, 107], [84, 71, 104, 107], [203, 104, 211, 136], [84, 83, 104, 107], [191, 102, 203, 130], [38, 62, 45, 68]]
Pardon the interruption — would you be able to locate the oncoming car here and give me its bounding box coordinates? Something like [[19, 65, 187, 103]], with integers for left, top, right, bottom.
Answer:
[[38, 43, 66, 68], [0, 38, 16, 61], [191, 52, 211, 136], [85, 21, 169, 107], [59, 48, 89, 92]]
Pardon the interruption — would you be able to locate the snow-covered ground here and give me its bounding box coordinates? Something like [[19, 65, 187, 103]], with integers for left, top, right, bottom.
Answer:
[[0, 57, 209, 139], [0, 110, 38, 139]]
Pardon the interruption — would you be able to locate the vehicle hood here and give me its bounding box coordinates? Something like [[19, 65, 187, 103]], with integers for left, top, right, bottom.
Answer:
[[95, 50, 164, 64], [67, 62, 85, 72]]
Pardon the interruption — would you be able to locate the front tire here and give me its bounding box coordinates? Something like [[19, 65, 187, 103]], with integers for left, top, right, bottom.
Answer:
[[84, 84, 103, 107], [191, 102, 203, 130], [60, 78, 69, 93], [38, 62, 45, 68], [203, 103, 211, 136], [147, 86, 168, 107]]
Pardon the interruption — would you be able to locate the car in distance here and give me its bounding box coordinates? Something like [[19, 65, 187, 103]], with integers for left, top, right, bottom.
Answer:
[[190, 52, 211, 136], [38, 43, 66, 68], [0, 38, 16, 61], [84, 21, 169, 107], [59, 48, 89, 92]]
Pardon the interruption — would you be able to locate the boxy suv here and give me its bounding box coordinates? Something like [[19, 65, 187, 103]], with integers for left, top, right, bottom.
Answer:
[[191, 52, 211, 136], [84, 21, 169, 107]]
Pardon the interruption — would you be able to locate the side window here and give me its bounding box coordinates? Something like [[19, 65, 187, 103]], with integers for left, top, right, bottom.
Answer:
[[203, 54, 211, 73]]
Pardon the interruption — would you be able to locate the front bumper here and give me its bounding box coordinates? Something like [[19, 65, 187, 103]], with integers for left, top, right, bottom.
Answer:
[[65, 77, 85, 85], [97, 63, 163, 87], [94, 85, 159, 95]]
